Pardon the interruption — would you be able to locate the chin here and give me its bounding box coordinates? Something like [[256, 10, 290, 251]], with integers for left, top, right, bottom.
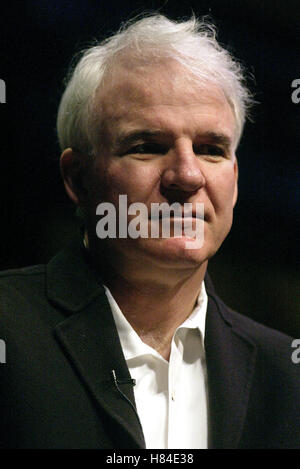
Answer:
[[137, 236, 213, 268]]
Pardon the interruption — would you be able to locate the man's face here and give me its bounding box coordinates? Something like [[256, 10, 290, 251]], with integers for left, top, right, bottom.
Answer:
[[84, 60, 238, 273]]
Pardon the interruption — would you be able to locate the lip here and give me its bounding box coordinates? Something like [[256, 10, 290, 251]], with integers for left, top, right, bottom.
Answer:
[[185, 210, 205, 220], [149, 211, 205, 221]]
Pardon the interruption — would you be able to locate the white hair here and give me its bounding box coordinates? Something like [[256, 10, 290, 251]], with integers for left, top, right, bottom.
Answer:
[[57, 14, 253, 156]]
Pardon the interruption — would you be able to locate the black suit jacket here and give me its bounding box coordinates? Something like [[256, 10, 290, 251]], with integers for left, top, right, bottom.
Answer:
[[0, 238, 299, 448]]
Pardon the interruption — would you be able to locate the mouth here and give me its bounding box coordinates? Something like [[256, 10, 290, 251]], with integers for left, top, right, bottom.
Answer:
[[149, 210, 205, 221], [183, 209, 205, 220]]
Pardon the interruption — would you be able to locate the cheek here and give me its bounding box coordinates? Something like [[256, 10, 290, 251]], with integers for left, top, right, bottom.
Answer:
[[206, 165, 237, 213], [105, 160, 160, 203]]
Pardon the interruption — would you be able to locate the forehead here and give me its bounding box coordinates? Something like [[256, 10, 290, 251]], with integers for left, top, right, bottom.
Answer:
[[95, 60, 236, 143]]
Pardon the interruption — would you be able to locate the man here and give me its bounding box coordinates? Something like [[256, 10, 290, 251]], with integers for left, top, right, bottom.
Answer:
[[0, 14, 299, 449]]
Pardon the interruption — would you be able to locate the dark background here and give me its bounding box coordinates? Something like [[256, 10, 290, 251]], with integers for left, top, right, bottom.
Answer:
[[0, 0, 299, 337]]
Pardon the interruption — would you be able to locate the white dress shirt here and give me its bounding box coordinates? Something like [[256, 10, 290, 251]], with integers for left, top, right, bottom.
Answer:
[[104, 283, 208, 449]]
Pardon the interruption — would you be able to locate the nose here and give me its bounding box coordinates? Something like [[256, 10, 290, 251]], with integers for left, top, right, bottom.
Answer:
[[161, 141, 206, 194]]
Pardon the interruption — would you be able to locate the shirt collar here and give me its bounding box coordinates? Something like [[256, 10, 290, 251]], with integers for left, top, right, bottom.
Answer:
[[104, 282, 207, 361]]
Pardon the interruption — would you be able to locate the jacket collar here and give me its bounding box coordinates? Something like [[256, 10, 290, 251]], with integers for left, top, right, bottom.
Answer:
[[47, 237, 146, 448], [46, 236, 105, 313]]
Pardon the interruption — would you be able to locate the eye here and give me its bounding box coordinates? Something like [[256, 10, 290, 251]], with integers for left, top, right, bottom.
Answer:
[[123, 142, 168, 156], [193, 144, 226, 158]]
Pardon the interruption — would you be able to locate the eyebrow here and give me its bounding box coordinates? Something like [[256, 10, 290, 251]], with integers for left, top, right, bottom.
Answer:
[[112, 129, 232, 152], [112, 130, 165, 152], [197, 131, 232, 149]]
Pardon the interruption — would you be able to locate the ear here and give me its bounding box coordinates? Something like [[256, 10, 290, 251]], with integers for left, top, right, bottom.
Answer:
[[232, 157, 238, 208], [60, 148, 88, 206]]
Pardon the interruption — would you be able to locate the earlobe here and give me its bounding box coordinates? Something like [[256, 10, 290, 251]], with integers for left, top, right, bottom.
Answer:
[[60, 148, 87, 206]]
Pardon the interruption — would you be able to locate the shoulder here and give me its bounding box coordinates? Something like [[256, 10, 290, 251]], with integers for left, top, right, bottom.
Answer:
[[224, 297, 293, 346], [205, 272, 296, 346], [208, 286, 299, 377], [0, 265, 50, 334], [0, 264, 46, 280], [0, 264, 46, 301]]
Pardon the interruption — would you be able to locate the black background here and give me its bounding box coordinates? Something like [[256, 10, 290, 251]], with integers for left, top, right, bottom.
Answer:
[[0, 0, 299, 337]]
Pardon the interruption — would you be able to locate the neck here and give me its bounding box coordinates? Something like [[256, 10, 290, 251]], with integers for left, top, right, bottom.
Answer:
[[97, 249, 207, 360]]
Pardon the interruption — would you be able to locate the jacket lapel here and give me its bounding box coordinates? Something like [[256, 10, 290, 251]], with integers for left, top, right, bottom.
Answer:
[[46, 238, 146, 448], [204, 277, 257, 448]]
